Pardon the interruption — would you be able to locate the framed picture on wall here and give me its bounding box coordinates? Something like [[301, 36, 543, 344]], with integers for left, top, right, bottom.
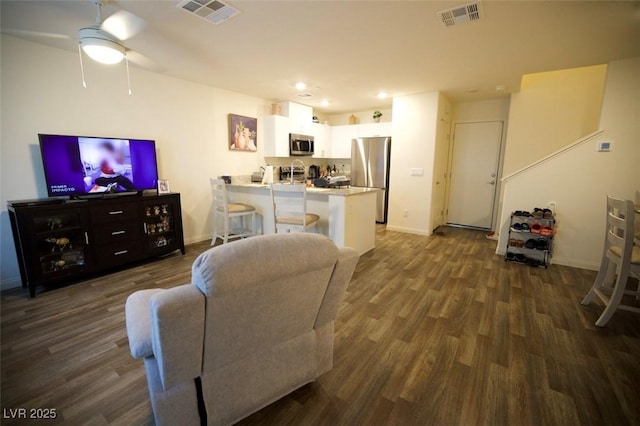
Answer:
[[229, 114, 257, 151]]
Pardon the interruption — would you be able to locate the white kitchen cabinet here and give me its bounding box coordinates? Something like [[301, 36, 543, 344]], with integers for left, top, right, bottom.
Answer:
[[279, 101, 313, 135], [262, 115, 290, 157], [331, 125, 358, 158], [310, 123, 332, 158], [358, 122, 393, 138]]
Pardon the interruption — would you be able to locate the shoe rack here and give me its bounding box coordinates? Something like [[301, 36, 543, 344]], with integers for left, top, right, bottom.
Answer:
[[505, 209, 556, 268]]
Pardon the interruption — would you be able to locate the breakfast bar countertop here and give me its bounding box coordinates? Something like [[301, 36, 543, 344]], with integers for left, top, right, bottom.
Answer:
[[227, 182, 380, 197], [225, 182, 379, 254]]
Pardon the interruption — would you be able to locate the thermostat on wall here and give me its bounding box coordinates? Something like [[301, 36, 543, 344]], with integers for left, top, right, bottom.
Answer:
[[597, 141, 613, 152]]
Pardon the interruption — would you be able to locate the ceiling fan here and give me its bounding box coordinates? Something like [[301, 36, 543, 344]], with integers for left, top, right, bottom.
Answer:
[[5, 1, 148, 65], [78, 1, 146, 65], [3, 1, 154, 92]]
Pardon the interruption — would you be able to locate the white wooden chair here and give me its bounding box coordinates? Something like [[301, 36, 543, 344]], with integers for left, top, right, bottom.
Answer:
[[270, 183, 319, 233], [210, 178, 256, 245], [581, 196, 640, 326]]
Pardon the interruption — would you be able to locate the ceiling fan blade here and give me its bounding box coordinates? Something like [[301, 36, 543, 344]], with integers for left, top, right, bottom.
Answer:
[[102, 10, 146, 41], [1, 28, 72, 40], [126, 50, 165, 74]]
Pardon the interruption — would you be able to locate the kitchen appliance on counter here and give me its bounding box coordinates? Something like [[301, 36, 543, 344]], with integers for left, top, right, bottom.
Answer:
[[290, 133, 314, 156], [314, 175, 351, 188], [251, 167, 265, 182], [308, 165, 320, 180], [279, 166, 306, 183], [352, 137, 391, 223]]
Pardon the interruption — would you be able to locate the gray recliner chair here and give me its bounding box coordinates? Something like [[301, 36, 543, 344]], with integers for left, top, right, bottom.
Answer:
[[125, 233, 359, 425]]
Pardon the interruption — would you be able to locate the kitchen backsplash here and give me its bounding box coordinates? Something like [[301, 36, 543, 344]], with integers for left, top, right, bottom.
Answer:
[[264, 157, 351, 174]]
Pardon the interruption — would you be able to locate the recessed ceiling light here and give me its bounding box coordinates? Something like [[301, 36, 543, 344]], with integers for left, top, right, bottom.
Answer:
[[295, 82, 306, 91], [320, 99, 330, 107], [377, 92, 388, 99]]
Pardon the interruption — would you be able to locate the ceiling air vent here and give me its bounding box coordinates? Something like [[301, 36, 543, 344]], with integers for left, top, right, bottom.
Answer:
[[177, 0, 241, 25], [437, 2, 483, 28]]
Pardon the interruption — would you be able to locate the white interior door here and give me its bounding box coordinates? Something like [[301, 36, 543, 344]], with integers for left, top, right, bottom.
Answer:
[[448, 121, 503, 229]]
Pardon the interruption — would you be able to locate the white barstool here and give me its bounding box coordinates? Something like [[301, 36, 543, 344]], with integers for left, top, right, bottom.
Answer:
[[270, 183, 319, 233], [210, 178, 256, 245], [581, 196, 640, 326]]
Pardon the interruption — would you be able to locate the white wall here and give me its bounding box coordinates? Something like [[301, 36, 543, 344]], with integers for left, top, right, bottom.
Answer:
[[387, 92, 439, 235], [452, 98, 510, 124], [502, 64, 607, 175], [0, 36, 271, 288], [497, 57, 640, 270], [327, 108, 392, 126]]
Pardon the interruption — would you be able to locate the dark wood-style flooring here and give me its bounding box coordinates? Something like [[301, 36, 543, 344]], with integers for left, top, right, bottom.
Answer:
[[2, 227, 639, 425]]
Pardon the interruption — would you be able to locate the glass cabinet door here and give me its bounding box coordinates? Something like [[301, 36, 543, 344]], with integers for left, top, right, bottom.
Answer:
[[33, 210, 89, 277], [143, 201, 177, 252]]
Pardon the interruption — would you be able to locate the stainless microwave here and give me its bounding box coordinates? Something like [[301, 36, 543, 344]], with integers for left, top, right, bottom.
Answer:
[[289, 133, 314, 156]]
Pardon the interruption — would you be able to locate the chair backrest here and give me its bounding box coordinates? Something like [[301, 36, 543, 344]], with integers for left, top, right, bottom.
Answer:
[[210, 178, 228, 213], [605, 196, 635, 261], [190, 233, 342, 372], [270, 183, 308, 232]]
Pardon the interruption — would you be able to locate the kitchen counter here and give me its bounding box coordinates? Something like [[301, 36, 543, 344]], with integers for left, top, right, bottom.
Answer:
[[226, 183, 380, 255], [228, 183, 379, 197]]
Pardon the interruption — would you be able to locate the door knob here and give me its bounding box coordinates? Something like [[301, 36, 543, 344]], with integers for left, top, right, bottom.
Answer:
[[487, 181, 495, 185]]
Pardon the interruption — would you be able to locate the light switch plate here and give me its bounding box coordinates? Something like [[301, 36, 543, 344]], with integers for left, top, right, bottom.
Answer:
[[410, 168, 424, 176], [597, 141, 612, 152]]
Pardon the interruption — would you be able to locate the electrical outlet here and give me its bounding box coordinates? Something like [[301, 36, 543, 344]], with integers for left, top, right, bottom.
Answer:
[[403, 209, 409, 218]]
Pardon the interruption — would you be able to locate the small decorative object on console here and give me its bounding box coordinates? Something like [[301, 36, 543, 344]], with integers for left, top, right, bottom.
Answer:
[[158, 179, 170, 194], [373, 110, 382, 123]]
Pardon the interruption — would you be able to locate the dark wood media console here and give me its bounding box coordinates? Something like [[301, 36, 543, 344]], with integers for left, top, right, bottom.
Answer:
[[7, 193, 185, 297]]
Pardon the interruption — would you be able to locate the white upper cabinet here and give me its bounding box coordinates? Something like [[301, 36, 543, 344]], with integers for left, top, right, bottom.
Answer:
[[262, 115, 290, 157], [330, 123, 392, 159], [279, 101, 313, 135], [263, 110, 393, 159], [358, 122, 393, 138], [331, 125, 359, 159], [310, 123, 332, 158]]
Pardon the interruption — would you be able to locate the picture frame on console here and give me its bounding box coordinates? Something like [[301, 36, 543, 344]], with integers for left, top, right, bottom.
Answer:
[[229, 114, 257, 151], [158, 179, 170, 194]]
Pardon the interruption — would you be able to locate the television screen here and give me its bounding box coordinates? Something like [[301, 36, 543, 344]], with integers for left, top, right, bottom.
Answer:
[[38, 134, 159, 197]]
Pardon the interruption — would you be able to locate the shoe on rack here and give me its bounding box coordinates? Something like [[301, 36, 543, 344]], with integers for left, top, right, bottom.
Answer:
[[536, 238, 548, 250], [525, 239, 536, 249], [543, 209, 553, 219], [530, 223, 542, 234], [526, 258, 542, 267], [540, 227, 555, 236]]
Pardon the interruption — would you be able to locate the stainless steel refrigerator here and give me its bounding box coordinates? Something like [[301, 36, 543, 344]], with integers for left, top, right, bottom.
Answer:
[[351, 137, 391, 223]]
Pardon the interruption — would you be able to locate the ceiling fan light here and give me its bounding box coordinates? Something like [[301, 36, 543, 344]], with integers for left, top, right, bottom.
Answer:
[[81, 39, 125, 64]]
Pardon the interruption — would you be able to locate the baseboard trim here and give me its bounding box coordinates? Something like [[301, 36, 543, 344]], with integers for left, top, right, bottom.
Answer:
[[494, 250, 599, 272], [552, 257, 600, 271], [385, 225, 432, 237]]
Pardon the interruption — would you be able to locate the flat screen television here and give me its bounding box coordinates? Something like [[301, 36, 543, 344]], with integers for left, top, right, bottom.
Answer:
[[38, 134, 159, 197]]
